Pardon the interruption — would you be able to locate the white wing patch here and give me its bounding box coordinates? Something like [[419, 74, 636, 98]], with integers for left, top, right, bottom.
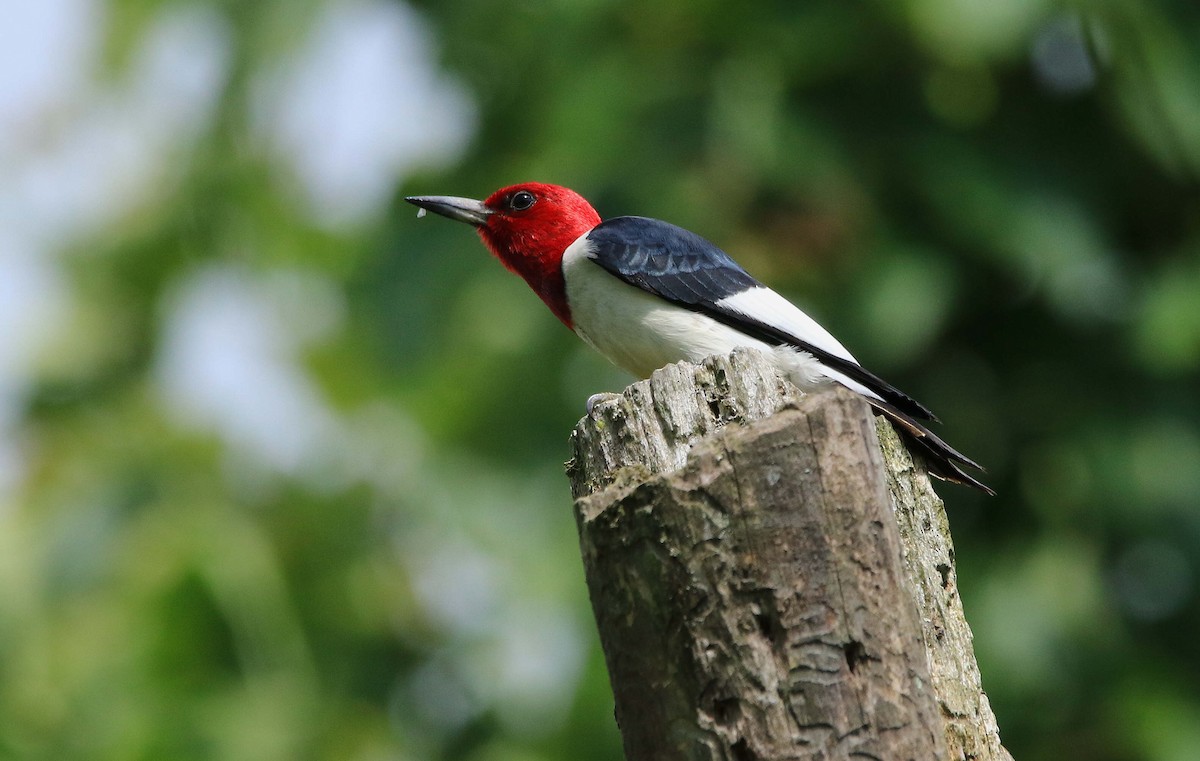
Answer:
[[716, 286, 859, 364], [562, 236, 883, 400]]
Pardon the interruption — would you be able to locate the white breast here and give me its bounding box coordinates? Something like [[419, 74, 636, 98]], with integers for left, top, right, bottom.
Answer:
[[560, 235, 838, 390]]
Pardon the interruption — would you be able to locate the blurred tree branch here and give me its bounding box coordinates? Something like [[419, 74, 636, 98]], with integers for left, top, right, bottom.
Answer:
[[567, 349, 1010, 760]]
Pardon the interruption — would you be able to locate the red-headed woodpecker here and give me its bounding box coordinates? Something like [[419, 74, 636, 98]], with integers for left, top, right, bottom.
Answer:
[[407, 183, 992, 494]]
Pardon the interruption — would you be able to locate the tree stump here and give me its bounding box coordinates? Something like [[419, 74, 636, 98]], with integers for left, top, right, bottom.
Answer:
[[566, 348, 1010, 761]]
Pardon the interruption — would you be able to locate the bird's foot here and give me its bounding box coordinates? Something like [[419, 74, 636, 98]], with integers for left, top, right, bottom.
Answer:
[[586, 392, 620, 416]]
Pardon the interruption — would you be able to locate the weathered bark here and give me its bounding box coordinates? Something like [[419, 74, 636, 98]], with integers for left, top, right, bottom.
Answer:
[[566, 348, 1010, 761]]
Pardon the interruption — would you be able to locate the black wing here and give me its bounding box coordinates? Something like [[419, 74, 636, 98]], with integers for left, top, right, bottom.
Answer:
[[585, 216, 936, 421], [584, 215, 761, 304]]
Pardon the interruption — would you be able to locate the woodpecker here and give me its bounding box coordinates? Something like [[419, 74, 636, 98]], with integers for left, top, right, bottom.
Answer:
[[407, 183, 992, 494]]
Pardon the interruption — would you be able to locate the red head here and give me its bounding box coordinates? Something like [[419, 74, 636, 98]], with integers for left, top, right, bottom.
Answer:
[[406, 183, 601, 327]]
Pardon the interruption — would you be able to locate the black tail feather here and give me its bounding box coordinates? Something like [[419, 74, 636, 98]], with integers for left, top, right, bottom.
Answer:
[[865, 397, 995, 496]]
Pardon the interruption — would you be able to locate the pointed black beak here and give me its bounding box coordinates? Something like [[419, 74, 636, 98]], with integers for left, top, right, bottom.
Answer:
[[405, 195, 493, 227]]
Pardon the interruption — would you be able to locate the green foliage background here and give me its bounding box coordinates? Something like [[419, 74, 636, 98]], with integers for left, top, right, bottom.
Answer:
[[4, 0, 1200, 759]]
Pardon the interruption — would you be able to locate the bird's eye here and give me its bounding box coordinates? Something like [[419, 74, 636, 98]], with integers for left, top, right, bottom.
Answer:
[[509, 190, 536, 211]]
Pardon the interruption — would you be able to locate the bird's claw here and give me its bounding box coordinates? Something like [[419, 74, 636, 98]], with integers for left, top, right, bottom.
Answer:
[[586, 392, 619, 416]]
